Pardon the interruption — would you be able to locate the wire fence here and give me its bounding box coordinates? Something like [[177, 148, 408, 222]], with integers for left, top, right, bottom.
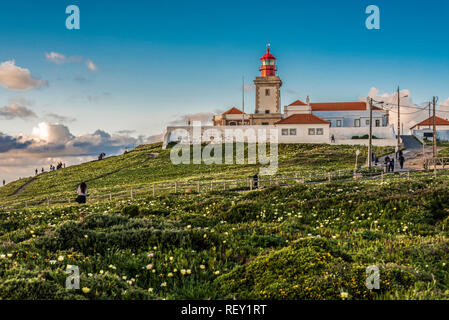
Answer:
[[1, 164, 447, 211]]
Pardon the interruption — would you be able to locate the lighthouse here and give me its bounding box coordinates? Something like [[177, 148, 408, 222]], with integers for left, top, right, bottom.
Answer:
[[252, 46, 283, 125], [259, 47, 277, 76]]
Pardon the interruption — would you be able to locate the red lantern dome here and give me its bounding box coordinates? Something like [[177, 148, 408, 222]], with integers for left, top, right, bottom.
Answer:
[[259, 47, 277, 77]]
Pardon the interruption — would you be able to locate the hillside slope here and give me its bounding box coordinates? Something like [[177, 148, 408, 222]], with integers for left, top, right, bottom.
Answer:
[[1, 174, 449, 299], [0, 143, 393, 206]]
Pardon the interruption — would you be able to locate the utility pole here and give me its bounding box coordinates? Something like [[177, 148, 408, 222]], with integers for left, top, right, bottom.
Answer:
[[433, 96, 437, 158], [397, 86, 401, 153], [242, 76, 245, 126], [433, 96, 437, 176], [368, 97, 373, 169]]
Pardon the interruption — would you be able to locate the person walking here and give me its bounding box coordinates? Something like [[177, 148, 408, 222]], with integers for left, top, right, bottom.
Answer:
[[75, 182, 87, 204], [2, 180, 5, 186], [35, 169, 38, 176], [384, 156, 391, 173], [390, 158, 395, 173], [399, 154, 405, 169], [253, 173, 259, 189]]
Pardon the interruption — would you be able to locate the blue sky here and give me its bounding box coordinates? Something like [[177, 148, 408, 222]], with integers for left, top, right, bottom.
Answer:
[[0, 0, 448, 180]]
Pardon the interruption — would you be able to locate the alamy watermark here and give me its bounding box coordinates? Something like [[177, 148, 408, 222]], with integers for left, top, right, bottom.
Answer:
[[65, 265, 80, 289], [366, 265, 380, 290], [66, 5, 80, 30], [169, 121, 279, 175], [365, 5, 380, 30]]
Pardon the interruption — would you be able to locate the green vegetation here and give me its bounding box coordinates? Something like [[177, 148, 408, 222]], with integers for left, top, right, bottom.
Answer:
[[0, 143, 394, 205], [1, 177, 449, 299], [351, 135, 378, 139], [3, 142, 448, 300]]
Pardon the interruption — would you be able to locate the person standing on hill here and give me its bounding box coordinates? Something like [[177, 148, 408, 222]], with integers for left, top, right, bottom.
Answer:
[[75, 182, 87, 204], [253, 173, 259, 189], [2, 180, 5, 186], [399, 154, 405, 169]]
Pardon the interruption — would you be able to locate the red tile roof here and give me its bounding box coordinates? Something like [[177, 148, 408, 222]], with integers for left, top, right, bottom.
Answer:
[[287, 100, 383, 111], [311, 101, 382, 111], [276, 113, 330, 125], [288, 100, 307, 106], [223, 107, 244, 115], [412, 116, 449, 128]]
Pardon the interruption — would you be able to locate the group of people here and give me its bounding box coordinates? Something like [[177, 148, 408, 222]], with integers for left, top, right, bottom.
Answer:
[[50, 162, 65, 171], [34, 163, 66, 176], [384, 150, 405, 173]]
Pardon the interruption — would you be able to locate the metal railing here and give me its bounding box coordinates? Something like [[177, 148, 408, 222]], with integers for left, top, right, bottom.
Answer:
[[0, 167, 447, 211]]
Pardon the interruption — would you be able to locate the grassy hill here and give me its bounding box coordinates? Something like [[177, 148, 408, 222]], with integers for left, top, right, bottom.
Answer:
[[5, 143, 449, 300], [0, 143, 393, 206]]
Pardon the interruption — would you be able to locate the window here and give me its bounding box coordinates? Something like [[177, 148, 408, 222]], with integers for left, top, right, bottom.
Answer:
[[281, 129, 288, 135], [265, 110, 270, 114], [265, 89, 270, 96], [366, 120, 370, 125], [316, 128, 323, 135], [262, 122, 269, 125], [229, 122, 236, 126], [336, 120, 342, 127], [354, 119, 361, 127], [308, 128, 316, 135], [289, 129, 297, 135], [375, 119, 380, 127]]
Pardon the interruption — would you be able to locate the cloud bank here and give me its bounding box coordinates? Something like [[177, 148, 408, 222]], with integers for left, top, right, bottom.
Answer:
[[0, 122, 163, 182]]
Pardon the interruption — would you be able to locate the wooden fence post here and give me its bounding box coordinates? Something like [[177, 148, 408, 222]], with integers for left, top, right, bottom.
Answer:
[[131, 189, 134, 200], [109, 193, 112, 201], [47, 198, 50, 206], [328, 173, 331, 182], [407, 171, 410, 181], [152, 184, 156, 197], [210, 181, 213, 191], [197, 181, 201, 193], [223, 181, 226, 190], [381, 171, 384, 183], [250, 179, 253, 191], [175, 182, 178, 193]]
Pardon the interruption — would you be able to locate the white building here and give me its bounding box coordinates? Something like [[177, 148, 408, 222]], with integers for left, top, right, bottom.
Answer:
[[411, 116, 449, 142]]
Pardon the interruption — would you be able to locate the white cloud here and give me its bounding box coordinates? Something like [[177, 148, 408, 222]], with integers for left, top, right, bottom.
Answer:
[[30, 122, 74, 144], [0, 103, 37, 120], [86, 59, 98, 72], [45, 52, 98, 72], [45, 113, 77, 124], [367, 87, 433, 134], [45, 52, 72, 64], [0, 60, 48, 90]]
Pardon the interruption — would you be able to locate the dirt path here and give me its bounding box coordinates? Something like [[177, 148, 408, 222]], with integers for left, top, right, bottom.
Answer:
[[11, 177, 37, 196]]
